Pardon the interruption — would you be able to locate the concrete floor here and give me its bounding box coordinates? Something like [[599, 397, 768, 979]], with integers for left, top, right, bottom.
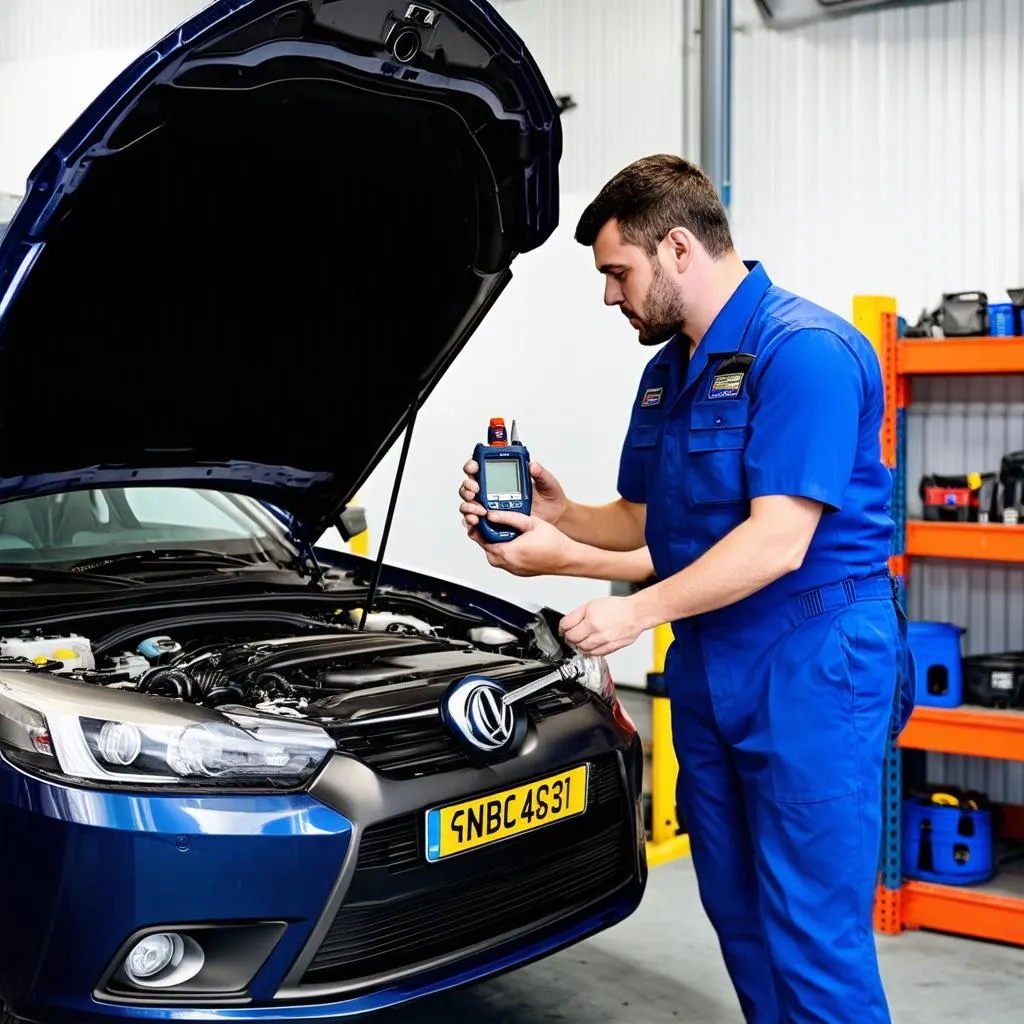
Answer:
[[373, 687, 1024, 1023], [375, 855, 1024, 1023]]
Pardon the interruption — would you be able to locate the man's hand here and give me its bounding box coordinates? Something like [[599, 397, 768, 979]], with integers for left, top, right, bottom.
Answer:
[[459, 458, 568, 527], [467, 511, 575, 577], [559, 596, 647, 657]]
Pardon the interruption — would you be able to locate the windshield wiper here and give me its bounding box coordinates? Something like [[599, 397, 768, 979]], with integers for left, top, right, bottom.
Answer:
[[0, 563, 136, 587], [69, 548, 256, 574]]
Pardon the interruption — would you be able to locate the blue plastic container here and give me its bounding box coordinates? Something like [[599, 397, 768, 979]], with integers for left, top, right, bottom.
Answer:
[[902, 796, 994, 885], [988, 302, 1015, 336], [907, 621, 964, 707]]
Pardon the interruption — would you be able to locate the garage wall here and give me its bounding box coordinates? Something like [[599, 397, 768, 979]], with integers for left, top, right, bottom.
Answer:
[[729, 0, 1023, 319]]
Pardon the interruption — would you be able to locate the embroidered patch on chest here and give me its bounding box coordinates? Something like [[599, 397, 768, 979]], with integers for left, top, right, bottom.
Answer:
[[641, 386, 664, 408], [708, 372, 744, 400]]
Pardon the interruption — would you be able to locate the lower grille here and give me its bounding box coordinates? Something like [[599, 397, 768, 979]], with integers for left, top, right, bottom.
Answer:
[[302, 755, 633, 985]]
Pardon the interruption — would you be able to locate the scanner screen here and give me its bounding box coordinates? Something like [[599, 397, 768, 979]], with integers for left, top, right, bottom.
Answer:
[[485, 457, 522, 495]]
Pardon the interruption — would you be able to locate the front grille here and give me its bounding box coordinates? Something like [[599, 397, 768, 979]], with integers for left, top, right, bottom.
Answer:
[[302, 755, 634, 986], [335, 717, 469, 779], [332, 681, 592, 780]]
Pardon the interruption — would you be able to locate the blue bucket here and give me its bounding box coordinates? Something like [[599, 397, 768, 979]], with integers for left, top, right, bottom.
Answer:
[[903, 796, 994, 885], [988, 302, 1015, 336], [907, 621, 964, 708]]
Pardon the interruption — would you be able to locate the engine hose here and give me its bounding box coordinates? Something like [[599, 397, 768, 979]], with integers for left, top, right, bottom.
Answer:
[[204, 685, 246, 707], [254, 672, 293, 698], [138, 668, 194, 700], [190, 667, 233, 698]]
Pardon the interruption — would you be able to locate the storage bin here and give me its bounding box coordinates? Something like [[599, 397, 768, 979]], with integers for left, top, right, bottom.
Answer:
[[963, 652, 1024, 709], [907, 621, 964, 707], [902, 795, 994, 885], [988, 302, 1015, 336]]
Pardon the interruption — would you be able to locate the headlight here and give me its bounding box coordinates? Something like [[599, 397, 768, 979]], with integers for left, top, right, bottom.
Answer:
[[571, 654, 616, 705], [0, 681, 333, 790]]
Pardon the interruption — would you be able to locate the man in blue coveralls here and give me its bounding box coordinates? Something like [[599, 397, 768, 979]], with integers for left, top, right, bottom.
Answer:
[[458, 154, 914, 1023]]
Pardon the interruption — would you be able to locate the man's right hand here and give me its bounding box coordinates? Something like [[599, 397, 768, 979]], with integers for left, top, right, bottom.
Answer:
[[458, 457, 568, 528]]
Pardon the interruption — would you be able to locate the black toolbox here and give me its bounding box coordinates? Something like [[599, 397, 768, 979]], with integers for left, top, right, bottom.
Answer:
[[963, 652, 1024, 709]]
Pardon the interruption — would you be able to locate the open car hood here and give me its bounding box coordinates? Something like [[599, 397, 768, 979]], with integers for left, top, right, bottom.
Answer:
[[0, 0, 561, 540]]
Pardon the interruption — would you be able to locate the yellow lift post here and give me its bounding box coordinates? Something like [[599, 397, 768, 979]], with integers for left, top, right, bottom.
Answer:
[[348, 494, 369, 556], [645, 621, 690, 867]]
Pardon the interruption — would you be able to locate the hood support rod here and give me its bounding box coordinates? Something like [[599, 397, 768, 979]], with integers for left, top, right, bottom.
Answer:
[[357, 396, 420, 630]]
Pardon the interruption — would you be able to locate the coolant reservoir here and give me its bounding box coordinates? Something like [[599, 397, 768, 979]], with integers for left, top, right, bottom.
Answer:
[[346, 610, 436, 635], [0, 633, 95, 672]]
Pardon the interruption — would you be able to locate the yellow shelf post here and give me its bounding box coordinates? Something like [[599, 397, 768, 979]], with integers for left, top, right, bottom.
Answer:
[[853, 295, 897, 360], [645, 622, 690, 867]]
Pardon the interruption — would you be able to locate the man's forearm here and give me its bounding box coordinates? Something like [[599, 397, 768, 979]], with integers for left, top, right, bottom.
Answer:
[[556, 542, 654, 583], [557, 498, 645, 551], [631, 498, 821, 628]]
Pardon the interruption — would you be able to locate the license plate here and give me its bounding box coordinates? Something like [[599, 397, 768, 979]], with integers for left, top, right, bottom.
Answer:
[[425, 764, 589, 862]]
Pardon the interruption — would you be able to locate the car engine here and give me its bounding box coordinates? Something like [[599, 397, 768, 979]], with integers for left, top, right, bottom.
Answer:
[[0, 603, 591, 778]]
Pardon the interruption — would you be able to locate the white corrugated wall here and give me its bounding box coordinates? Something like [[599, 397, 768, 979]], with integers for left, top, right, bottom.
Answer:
[[730, 0, 1024, 319]]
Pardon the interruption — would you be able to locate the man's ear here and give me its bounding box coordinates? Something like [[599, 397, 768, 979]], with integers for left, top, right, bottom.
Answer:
[[663, 227, 694, 273]]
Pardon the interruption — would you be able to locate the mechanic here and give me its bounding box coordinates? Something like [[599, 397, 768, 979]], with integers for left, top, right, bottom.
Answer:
[[458, 154, 914, 1024]]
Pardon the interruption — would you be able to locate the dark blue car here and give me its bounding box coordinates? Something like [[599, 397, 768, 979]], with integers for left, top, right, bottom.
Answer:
[[0, 2, 647, 1021]]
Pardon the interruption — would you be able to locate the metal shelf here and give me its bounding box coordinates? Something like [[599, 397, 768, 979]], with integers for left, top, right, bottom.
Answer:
[[870, 305, 1024, 948], [899, 706, 1024, 762], [902, 860, 1024, 947], [897, 336, 1024, 376], [906, 521, 1024, 564]]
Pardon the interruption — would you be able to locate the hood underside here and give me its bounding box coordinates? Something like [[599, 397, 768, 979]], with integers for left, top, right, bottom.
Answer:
[[0, 0, 561, 536]]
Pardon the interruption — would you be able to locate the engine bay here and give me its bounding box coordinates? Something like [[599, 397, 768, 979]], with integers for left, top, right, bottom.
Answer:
[[0, 599, 578, 732]]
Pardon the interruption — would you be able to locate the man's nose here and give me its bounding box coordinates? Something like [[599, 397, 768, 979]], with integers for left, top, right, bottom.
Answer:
[[604, 279, 623, 306]]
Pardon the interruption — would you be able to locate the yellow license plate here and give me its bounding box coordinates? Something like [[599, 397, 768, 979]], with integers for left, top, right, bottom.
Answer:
[[425, 764, 590, 862]]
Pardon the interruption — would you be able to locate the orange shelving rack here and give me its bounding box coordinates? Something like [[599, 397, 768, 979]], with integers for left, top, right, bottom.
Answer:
[[872, 308, 1024, 947]]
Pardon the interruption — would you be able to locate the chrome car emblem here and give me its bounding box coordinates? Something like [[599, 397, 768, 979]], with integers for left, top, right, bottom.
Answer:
[[442, 676, 526, 755], [466, 684, 514, 748]]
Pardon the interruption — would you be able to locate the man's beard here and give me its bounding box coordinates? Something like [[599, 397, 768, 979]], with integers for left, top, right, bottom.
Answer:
[[631, 262, 688, 346]]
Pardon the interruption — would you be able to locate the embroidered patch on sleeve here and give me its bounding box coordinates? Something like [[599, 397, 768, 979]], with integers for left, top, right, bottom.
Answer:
[[641, 386, 664, 408]]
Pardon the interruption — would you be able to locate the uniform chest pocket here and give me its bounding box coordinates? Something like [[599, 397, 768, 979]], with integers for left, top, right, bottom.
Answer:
[[687, 401, 749, 505], [628, 422, 662, 488]]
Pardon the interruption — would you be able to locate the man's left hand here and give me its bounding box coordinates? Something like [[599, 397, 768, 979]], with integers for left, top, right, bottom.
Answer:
[[559, 596, 647, 657], [470, 512, 575, 577]]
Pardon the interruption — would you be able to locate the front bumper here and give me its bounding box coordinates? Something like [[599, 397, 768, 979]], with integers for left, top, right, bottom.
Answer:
[[0, 698, 646, 1022]]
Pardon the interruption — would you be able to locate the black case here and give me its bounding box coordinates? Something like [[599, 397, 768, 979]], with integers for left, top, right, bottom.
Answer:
[[963, 652, 1024, 709], [940, 292, 988, 337]]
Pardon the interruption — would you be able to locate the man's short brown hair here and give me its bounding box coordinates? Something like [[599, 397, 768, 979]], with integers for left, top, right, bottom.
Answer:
[[574, 154, 734, 259]]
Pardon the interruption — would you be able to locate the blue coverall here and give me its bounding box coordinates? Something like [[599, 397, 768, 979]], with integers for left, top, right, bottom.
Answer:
[[617, 262, 914, 1023]]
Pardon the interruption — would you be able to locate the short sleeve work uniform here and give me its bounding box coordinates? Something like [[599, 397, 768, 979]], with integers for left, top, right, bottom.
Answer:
[[617, 262, 912, 1024]]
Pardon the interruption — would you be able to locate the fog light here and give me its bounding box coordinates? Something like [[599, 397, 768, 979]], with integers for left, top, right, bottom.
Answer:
[[126, 933, 181, 980], [123, 931, 204, 988]]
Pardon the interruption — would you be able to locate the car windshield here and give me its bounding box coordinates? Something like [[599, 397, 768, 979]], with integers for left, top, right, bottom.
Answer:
[[0, 486, 297, 568]]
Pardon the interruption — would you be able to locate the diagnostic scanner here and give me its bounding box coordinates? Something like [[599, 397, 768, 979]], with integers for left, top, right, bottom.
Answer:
[[473, 417, 532, 543]]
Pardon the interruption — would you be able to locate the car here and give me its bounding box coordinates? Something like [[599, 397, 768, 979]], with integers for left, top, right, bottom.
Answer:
[[0, 2, 648, 1022]]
